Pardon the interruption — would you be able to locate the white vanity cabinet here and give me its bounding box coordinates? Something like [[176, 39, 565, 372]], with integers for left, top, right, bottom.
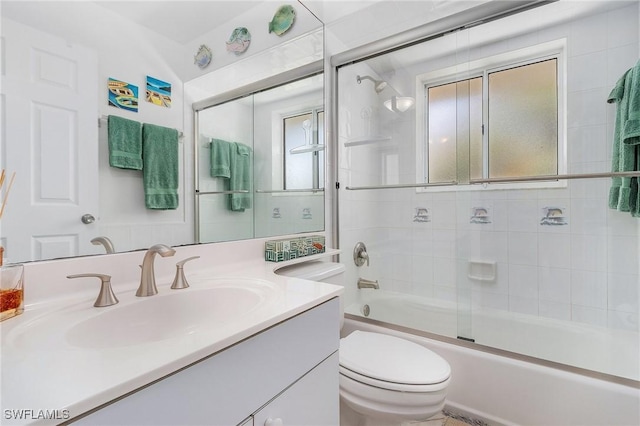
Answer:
[[252, 352, 338, 426], [74, 298, 340, 426]]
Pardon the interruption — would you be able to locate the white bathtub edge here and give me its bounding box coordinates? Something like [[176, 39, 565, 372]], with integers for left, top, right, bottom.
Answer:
[[342, 317, 640, 426]]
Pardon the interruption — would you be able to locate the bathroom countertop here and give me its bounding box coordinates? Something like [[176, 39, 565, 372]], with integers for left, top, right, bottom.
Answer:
[[0, 250, 342, 425]]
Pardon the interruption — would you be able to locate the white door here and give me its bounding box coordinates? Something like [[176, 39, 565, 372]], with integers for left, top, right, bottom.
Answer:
[[1, 19, 99, 263]]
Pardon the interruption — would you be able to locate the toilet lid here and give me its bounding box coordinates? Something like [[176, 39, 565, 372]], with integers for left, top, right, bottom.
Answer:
[[340, 331, 451, 385]]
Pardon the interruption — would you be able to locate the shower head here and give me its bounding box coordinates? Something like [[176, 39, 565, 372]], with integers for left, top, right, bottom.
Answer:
[[356, 75, 387, 94]]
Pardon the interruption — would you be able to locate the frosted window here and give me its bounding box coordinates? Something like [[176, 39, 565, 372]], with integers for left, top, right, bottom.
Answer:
[[488, 59, 558, 178], [284, 109, 324, 190], [428, 83, 457, 183], [468, 78, 483, 180], [428, 77, 482, 184], [284, 113, 313, 189]]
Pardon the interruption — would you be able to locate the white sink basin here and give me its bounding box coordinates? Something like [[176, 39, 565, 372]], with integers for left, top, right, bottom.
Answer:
[[7, 278, 278, 350]]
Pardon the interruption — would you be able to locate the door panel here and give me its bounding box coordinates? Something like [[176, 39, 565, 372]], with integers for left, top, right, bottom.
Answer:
[[1, 19, 98, 263]]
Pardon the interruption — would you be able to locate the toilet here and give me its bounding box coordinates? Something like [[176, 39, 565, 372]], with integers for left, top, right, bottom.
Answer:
[[275, 261, 451, 426]]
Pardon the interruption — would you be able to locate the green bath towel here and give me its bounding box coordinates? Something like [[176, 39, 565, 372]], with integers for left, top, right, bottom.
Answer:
[[608, 59, 640, 216], [142, 123, 179, 210], [108, 115, 142, 170], [210, 139, 232, 178], [229, 142, 252, 212]]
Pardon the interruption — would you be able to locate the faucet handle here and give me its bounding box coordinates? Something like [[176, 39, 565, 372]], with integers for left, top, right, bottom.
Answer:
[[171, 256, 200, 290], [353, 242, 370, 267], [67, 273, 119, 307]]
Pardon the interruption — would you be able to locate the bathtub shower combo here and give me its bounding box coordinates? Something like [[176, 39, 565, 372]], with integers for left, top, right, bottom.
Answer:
[[334, 1, 639, 424]]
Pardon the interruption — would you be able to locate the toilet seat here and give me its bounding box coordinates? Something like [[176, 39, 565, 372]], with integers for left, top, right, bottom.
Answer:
[[339, 331, 451, 392]]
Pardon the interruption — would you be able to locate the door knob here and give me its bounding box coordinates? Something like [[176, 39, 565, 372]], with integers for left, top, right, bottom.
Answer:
[[81, 214, 96, 224]]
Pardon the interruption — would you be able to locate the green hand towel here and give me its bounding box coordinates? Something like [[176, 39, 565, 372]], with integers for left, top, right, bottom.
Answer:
[[622, 60, 640, 217], [142, 123, 179, 210], [210, 139, 232, 178], [229, 142, 252, 212], [108, 115, 142, 170], [608, 59, 640, 215]]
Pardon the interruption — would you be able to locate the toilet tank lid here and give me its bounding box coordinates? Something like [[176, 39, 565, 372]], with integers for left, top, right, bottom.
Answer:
[[340, 331, 451, 385], [275, 261, 345, 281]]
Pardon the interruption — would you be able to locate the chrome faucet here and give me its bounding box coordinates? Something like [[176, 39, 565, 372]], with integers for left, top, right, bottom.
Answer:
[[91, 236, 115, 254], [136, 244, 176, 297]]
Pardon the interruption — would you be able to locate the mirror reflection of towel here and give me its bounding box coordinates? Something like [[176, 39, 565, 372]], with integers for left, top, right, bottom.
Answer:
[[209, 139, 251, 212], [210, 139, 231, 178], [230, 143, 252, 212]]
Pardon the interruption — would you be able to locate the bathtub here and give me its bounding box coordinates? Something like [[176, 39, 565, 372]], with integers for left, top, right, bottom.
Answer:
[[344, 291, 640, 426]]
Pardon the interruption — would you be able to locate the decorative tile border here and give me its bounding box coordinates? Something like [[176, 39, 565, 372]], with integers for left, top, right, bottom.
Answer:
[[265, 235, 325, 262], [540, 206, 568, 226], [413, 207, 430, 222], [470, 206, 491, 224]]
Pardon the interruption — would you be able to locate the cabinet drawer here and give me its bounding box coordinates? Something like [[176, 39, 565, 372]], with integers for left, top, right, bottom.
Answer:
[[75, 298, 340, 425], [253, 352, 339, 426]]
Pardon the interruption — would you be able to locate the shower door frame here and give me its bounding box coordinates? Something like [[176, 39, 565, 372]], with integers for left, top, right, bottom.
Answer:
[[329, 0, 640, 388]]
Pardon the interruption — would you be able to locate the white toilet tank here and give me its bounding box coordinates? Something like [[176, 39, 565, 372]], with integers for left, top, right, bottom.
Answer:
[[275, 261, 345, 327]]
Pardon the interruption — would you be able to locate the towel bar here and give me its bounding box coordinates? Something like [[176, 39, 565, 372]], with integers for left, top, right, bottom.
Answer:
[[255, 189, 324, 193], [196, 190, 250, 195], [98, 116, 183, 140], [469, 171, 640, 184]]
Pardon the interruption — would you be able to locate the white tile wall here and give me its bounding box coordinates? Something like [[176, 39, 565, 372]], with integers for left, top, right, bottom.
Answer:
[[538, 267, 571, 303]]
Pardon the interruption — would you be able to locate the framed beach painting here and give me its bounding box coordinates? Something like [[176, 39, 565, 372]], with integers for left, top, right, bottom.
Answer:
[[108, 78, 138, 112], [146, 76, 171, 108]]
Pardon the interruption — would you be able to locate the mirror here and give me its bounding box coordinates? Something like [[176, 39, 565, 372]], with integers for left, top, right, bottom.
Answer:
[[0, 1, 324, 264], [195, 69, 325, 243]]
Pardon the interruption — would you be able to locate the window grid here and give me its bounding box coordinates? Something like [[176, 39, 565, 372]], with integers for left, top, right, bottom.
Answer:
[[419, 42, 565, 191]]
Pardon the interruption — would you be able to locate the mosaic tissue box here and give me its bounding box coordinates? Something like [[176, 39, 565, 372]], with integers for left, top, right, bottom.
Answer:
[[265, 235, 325, 262]]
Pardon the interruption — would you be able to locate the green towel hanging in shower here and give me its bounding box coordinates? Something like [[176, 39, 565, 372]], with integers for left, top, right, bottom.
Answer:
[[608, 59, 640, 216]]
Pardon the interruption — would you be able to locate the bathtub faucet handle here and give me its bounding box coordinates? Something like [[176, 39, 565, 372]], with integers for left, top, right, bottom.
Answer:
[[354, 242, 370, 267]]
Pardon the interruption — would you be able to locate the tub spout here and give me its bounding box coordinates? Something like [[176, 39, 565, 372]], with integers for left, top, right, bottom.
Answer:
[[357, 278, 379, 289]]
